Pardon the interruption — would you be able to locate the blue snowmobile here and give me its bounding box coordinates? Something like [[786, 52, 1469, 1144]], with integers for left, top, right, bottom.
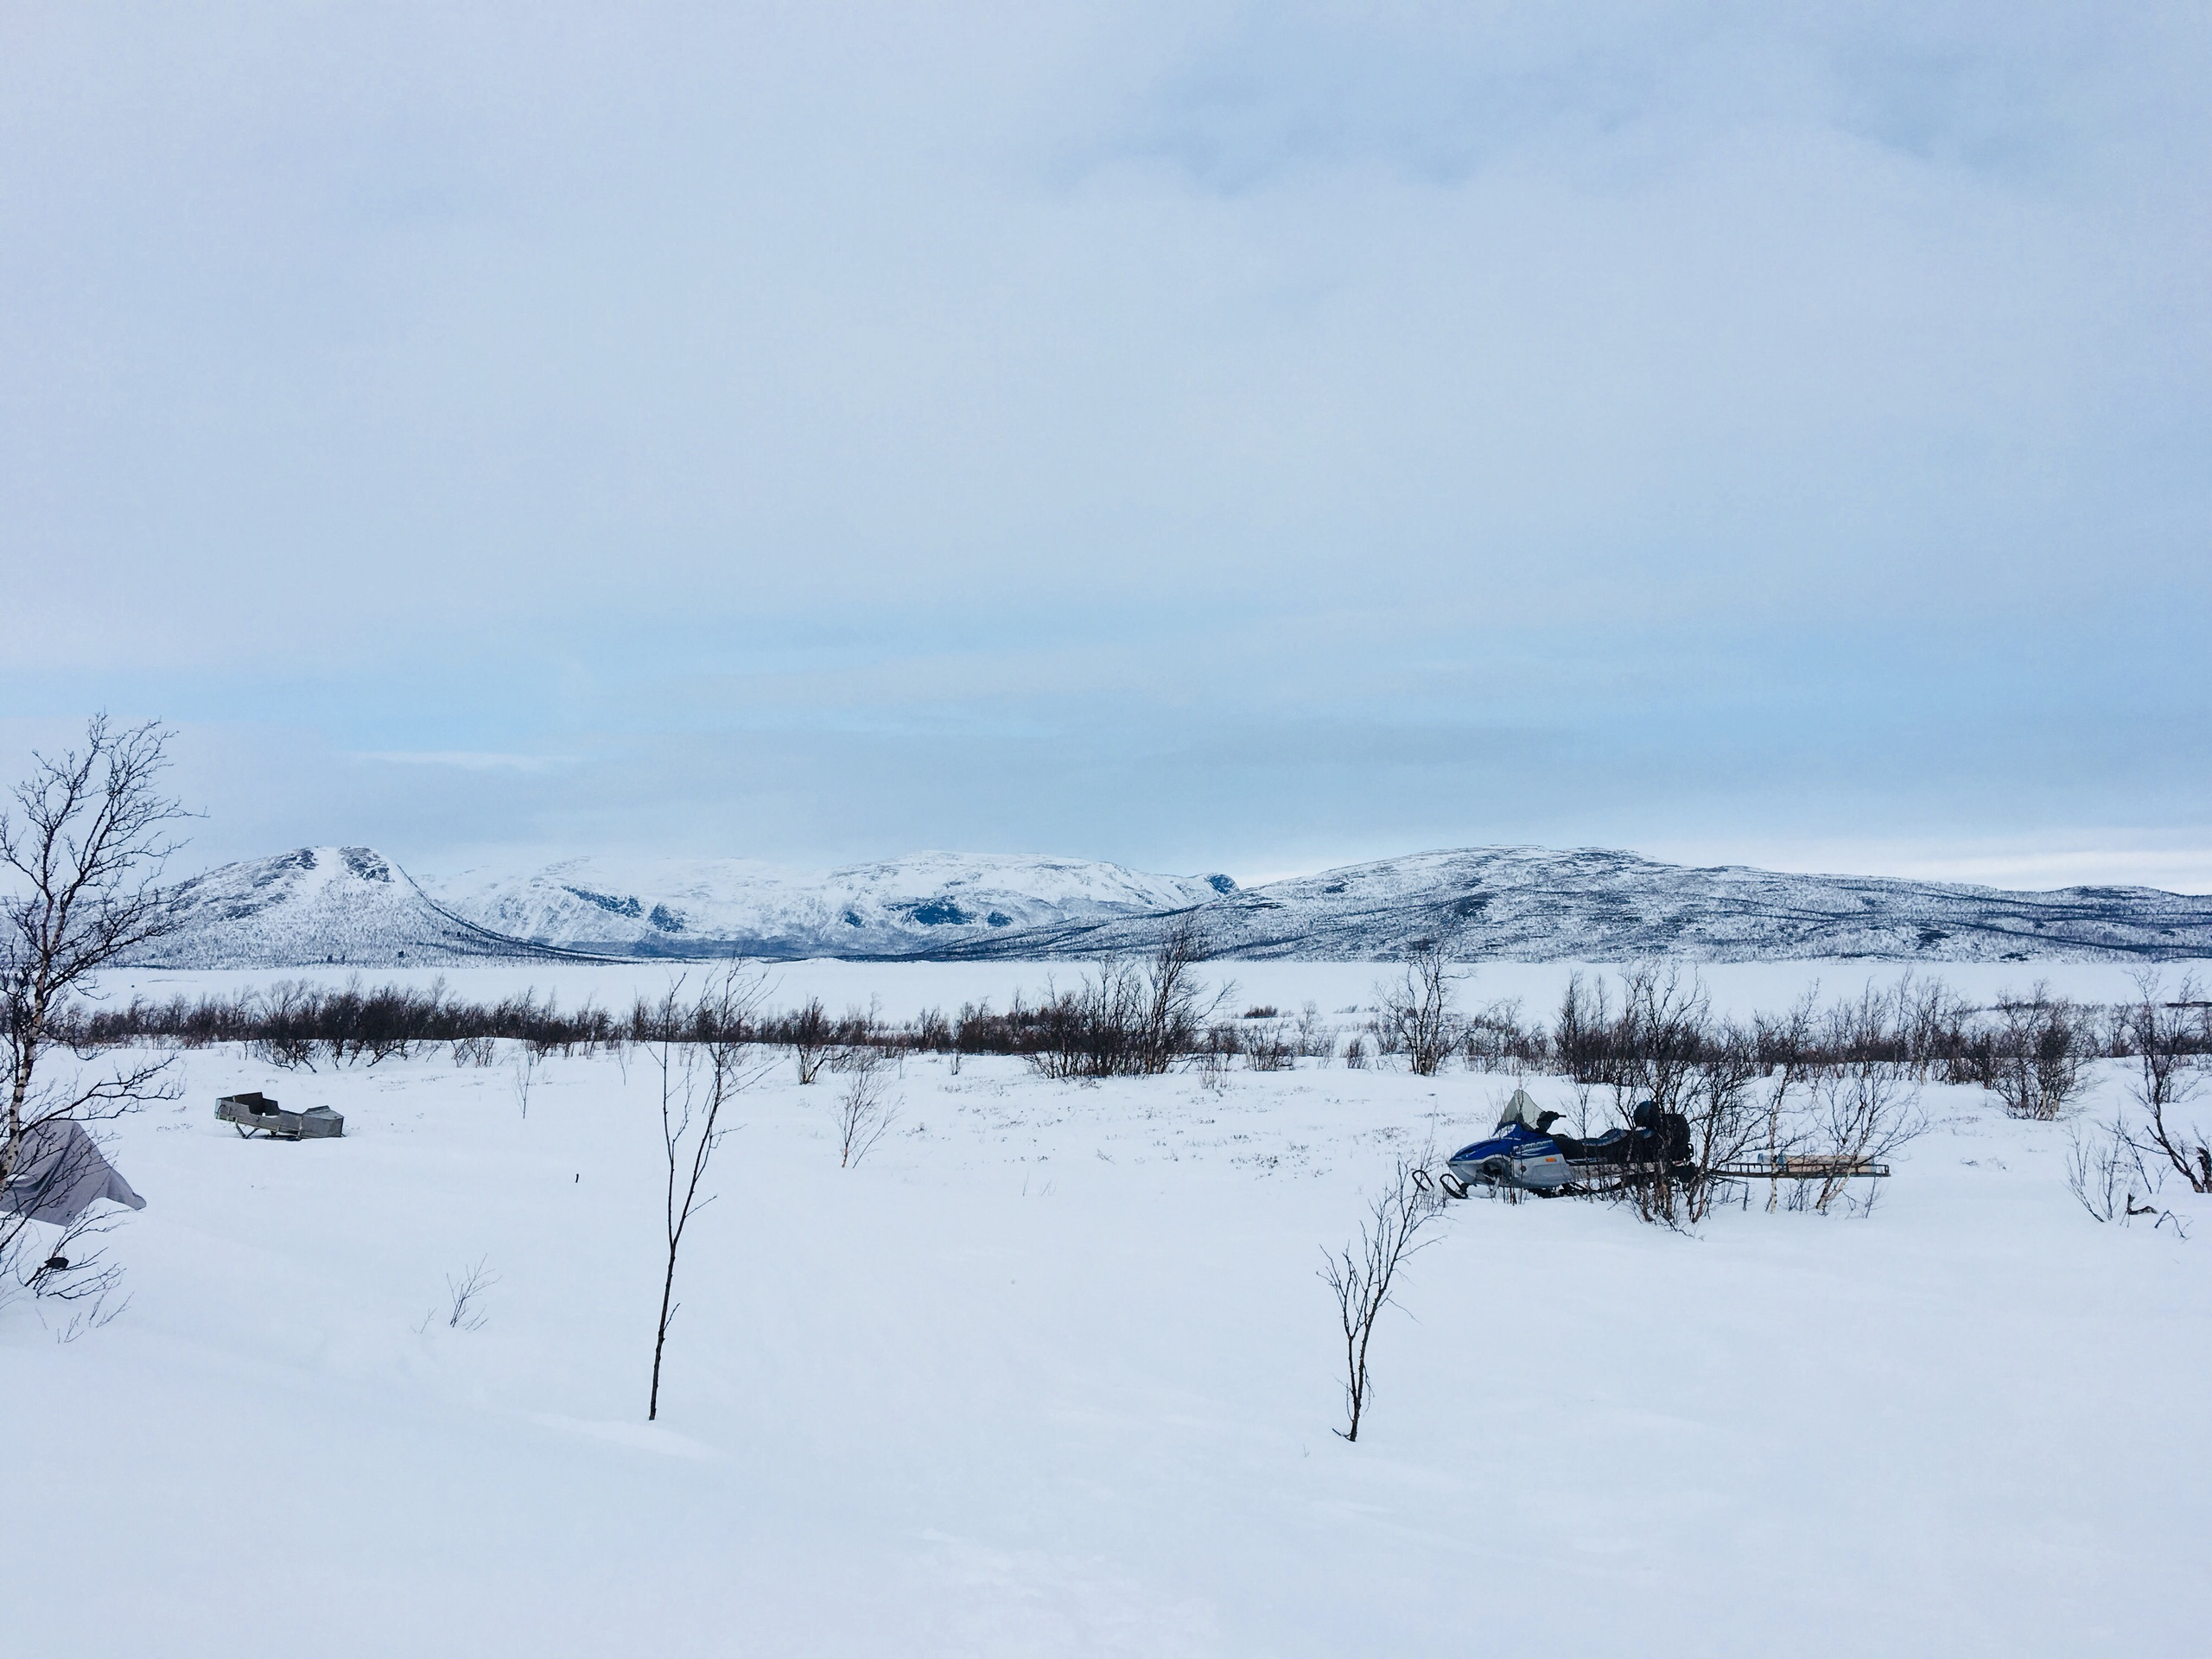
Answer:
[[1441, 1088, 1693, 1198]]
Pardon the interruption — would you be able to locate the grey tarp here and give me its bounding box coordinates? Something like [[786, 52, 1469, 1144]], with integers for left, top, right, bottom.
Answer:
[[0, 1119, 147, 1224]]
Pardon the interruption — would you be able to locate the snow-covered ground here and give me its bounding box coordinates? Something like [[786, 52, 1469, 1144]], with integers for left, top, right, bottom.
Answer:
[[10, 964, 2209, 1657]]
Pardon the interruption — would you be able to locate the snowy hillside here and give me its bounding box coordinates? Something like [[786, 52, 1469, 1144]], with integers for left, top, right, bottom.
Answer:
[[939, 845, 2212, 963], [136, 842, 2212, 968], [418, 851, 1237, 959], [130, 847, 587, 969]]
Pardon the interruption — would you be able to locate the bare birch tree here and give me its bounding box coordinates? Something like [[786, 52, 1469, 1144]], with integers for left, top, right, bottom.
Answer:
[[2, 718, 188, 1305], [1320, 1156, 1441, 1442], [1806, 1065, 1925, 1215], [2125, 970, 2209, 1193], [1376, 937, 1462, 1077], [831, 1046, 899, 1168], [1138, 913, 1220, 1074], [647, 966, 772, 1421], [790, 998, 833, 1085]]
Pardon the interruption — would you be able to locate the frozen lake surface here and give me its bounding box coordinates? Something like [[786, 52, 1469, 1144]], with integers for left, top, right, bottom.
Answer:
[[98, 955, 2212, 1025]]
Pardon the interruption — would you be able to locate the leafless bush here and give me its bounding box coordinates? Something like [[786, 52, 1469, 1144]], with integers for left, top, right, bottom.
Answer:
[[249, 981, 322, 1070], [1552, 970, 1614, 1084], [43, 1295, 130, 1344], [252, 976, 437, 1069], [2124, 970, 2209, 1194], [452, 1033, 498, 1067], [1673, 1031, 1765, 1225], [1612, 963, 1710, 1119], [2065, 1114, 2152, 1224], [1551, 965, 1712, 1120], [511, 1049, 538, 1118], [1137, 915, 1222, 1072], [1985, 983, 2092, 1121], [833, 1047, 900, 1169], [1294, 1001, 1332, 1060], [1459, 996, 1537, 1072], [1375, 938, 1462, 1077], [416, 1256, 499, 1332], [790, 998, 833, 1085], [1025, 966, 1139, 1081], [1320, 1156, 1441, 1442], [1027, 916, 1224, 1080], [1892, 970, 1973, 1080], [22, 1198, 130, 1326], [71, 976, 631, 1058], [1243, 1020, 1294, 1071], [1805, 1065, 1926, 1214], [825, 998, 888, 1067], [1343, 1036, 1367, 1070], [1754, 988, 1821, 1213]]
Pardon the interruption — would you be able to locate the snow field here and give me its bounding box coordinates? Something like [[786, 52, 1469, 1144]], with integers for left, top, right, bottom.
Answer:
[[9, 1023, 2209, 1656]]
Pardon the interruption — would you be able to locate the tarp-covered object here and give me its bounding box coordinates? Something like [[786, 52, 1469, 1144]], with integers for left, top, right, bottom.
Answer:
[[0, 1120, 147, 1224]]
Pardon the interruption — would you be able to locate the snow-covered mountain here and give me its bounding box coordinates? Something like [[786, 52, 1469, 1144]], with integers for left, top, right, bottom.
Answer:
[[935, 846, 2212, 963], [128, 846, 589, 969], [128, 842, 2212, 969], [419, 851, 1238, 959]]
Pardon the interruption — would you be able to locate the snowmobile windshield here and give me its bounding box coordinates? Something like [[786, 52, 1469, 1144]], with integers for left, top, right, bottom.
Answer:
[[1495, 1088, 1546, 1131]]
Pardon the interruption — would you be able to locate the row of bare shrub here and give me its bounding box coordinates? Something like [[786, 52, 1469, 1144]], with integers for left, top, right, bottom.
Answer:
[[57, 953, 2208, 1128], [1453, 965, 2209, 1123]]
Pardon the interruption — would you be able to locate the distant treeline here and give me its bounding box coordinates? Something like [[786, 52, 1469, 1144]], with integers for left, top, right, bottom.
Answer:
[[60, 959, 2209, 1112], [59, 976, 1207, 1071]]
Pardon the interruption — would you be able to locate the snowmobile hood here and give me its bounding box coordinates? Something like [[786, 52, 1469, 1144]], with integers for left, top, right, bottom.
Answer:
[[1449, 1122, 1559, 1164]]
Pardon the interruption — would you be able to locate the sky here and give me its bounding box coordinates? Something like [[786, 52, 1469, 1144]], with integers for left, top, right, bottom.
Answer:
[[3, 2, 2208, 892]]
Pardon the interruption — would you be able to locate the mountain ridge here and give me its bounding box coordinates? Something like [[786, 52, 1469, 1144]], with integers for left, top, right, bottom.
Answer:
[[929, 846, 2212, 963], [127, 846, 605, 969], [125, 842, 2212, 969], [418, 851, 1236, 959]]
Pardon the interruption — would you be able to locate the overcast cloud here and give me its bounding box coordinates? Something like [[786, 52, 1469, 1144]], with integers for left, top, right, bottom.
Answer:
[[3, 3, 2206, 888]]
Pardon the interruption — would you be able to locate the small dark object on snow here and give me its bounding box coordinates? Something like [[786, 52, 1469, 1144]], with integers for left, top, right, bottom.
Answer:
[[43, 1255, 69, 1272], [216, 1092, 345, 1140]]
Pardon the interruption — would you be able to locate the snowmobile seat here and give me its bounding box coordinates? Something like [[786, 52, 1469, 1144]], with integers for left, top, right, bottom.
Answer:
[[1630, 1102, 1693, 1162], [1577, 1128, 1631, 1164]]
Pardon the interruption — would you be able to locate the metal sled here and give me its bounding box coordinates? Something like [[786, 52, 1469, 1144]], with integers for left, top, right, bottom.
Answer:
[[216, 1092, 345, 1140]]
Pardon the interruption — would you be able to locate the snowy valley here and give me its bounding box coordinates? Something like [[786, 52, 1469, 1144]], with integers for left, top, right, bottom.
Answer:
[[10, 957, 2209, 1658]]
